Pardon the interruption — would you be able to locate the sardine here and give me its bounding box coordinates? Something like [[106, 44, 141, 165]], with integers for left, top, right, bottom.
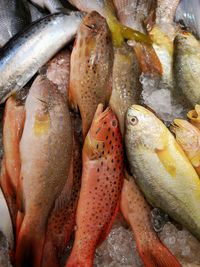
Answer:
[[0, 11, 83, 104], [121, 173, 181, 267], [171, 119, 200, 176], [15, 75, 72, 267], [66, 104, 124, 267], [188, 105, 200, 130], [125, 105, 200, 241], [69, 11, 113, 138], [0, 0, 31, 48], [30, 0, 63, 13], [174, 32, 200, 107]]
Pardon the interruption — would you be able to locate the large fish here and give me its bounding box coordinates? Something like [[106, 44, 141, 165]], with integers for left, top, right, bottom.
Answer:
[[30, 0, 63, 13], [69, 11, 113, 138], [121, 173, 181, 267], [66, 104, 124, 267], [0, 96, 25, 227], [188, 105, 200, 130], [109, 43, 141, 135], [125, 105, 200, 241], [171, 119, 200, 176], [15, 75, 73, 267], [0, 0, 31, 48], [174, 32, 200, 107], [0, 11, 83, 104]]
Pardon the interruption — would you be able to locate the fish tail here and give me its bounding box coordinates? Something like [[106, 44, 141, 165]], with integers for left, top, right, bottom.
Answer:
[[137, 239, 181, 267], [15, 217, 46, 267]]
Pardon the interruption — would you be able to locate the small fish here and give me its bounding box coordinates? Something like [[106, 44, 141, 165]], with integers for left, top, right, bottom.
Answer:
[[121, 173, 181, 267], [171, 119, 200, 176], [125, 105, 200, 241], [188, 105, 200, 130], [174, 31, 200, 107], [0, 96, 25, 227], [30, 0, 63, 13], [66, 104, 124, 267], [175, 0, 200, 40], [69, 11, 113, 138], [15, 75, 73, 267], [109, 43, 142, 135], [0, 0, 31, 48], [0, 11, 83, 104]]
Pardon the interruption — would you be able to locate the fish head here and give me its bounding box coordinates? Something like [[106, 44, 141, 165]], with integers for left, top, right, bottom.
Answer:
[[187, 104, 200, 130], [84, 103, 120, 159], [125, 105, 167, 150], [171, 119, 200, 153], [174, 31, 200, 53]]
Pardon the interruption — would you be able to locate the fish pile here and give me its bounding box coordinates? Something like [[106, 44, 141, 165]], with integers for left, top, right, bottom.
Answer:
[[0, 0, 200, 267]]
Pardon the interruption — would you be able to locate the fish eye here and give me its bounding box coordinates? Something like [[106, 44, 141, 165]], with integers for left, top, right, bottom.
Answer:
[[111, 119, 117, 128], [130, 116, 138, 126]]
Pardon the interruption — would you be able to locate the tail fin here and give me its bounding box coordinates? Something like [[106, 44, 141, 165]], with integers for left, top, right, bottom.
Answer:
[[137, 240, 181, 267], [15, 216, 46, 267]]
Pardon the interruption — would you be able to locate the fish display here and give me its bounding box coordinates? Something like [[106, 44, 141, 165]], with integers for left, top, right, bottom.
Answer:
[[125, 105, 200, 240], [66, 104, 124, 267], [30, 0, 63, 13], [0, 11, 83, 104], [69, 11, 113, 138], [15, 75, 72, 267], [188, 104, 200, 130], [0, 0, 31, 48], [121, 173, 181, 267]]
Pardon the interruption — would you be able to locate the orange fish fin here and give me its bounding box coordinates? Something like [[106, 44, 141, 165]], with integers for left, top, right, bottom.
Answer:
[[137, 240, 181, 267], [133, 43, 163, 75], [97, 200, 120, 247]]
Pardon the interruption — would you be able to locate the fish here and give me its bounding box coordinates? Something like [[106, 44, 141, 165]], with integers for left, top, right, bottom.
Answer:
[[0, 0, 31, 48], [28, 2, 49, 22], [175, 0, 200, 40], [69, 11, 113, 138], [0, 11, 83, 104], [187, 105, 200, 130], [42, 131, 82, 267], [66, 104, 124, 267], [30, 0, 63, 13], [109, 42, 142, 135], [171, 119, 200, 176], [15, 75, 73, 267], [0, 96, 25, 228], [125, 104, 200, 241], [174, 31, 200, 107], [40, 49, 71, 100], [121, 173, 181, 267]]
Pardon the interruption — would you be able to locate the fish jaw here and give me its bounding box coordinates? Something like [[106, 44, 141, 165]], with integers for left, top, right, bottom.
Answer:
[[188, 105, 200, 130]]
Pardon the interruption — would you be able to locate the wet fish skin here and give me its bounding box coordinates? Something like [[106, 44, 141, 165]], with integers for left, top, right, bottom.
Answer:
[[15, 75, 73, 267], [66, 104, 124, 267], [121, 173, 181, 267], [171, 119, 200, 176], [188, 105, 200, 130], [69, 11, 113, 138], [109, 43, 141, 135], [0, 0, 31, 48], [0, 11, 83, 104], [174, 31, 200, 107], [30, 0, 63, 13], [125, 105, 200, 241]]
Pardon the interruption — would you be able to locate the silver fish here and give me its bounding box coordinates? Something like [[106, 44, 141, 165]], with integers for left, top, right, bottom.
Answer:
[[0, 0, 31, 48], [0, 11, 83, 104], [30, 0, 63, 13]]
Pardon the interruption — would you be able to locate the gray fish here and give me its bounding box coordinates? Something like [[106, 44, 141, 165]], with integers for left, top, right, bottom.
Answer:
[[0, 11, 83, 104], [0, 0, 31, 48], [30, 0, 63, 13], [28, 2, 49, 22]]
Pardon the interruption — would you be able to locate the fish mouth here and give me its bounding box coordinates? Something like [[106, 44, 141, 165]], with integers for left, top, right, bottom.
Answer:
[[187, 106, 200, 121]]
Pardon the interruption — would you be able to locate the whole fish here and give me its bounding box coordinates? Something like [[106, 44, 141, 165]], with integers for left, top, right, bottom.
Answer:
[[171, 119, 200, 176], [121, 173, 181, 267], [15, 75, 72, 267], [174, 31, 200, 107], [188, 105, 200, 130], [0, 0, 31, 48], [109, 43, 141, 135], [66, 104, 124, 267], [30, 0, 63, 13], [0, 96, 25, 227], [0, 11, 83, 104], [28, 2, 49, 22], [69, 11, 113, 138], [42, 132, 82, 267], [125, 105, 200, 241], [175, 0, 200, 40]]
